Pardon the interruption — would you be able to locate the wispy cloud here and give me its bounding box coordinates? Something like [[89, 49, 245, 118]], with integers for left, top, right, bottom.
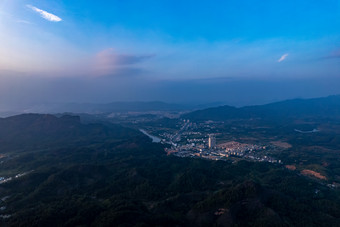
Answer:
[[94, 48, 154, 76], [16, 19, 32, 24], [27, 5, 62, 22], [96, 48, 154, 66], [278, 53, 289, 62]]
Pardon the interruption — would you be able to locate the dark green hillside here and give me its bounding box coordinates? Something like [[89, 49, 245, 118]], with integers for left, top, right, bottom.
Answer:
[[0, 114, 139, 150], [0, 114, 339, 226]]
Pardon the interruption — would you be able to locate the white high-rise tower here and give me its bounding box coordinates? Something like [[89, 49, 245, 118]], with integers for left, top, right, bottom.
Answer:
[[208, 135, 216, 149]]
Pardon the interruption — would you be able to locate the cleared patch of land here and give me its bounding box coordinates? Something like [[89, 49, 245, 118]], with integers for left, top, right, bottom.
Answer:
[[301, 169, 327, 180], [285, 165, 296, 170], [270, 141, 292, 149]]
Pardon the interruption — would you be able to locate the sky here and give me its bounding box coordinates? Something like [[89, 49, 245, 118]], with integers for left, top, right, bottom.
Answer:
[[0, 0, 340, 109]]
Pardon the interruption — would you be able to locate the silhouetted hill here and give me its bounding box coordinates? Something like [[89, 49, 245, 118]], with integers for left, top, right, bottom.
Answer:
[[0, 114, 140, 150], [183, 95, 340, 121]]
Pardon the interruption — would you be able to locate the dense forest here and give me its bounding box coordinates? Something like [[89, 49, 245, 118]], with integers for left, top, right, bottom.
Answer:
[[0, 114, 339, 226]]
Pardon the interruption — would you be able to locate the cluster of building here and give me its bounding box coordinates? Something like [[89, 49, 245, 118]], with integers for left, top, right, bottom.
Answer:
[[0, 177, 12, 184], [0, 171, 32, 185], [141, 119, 281, 164], [166, 134, 281, 164]]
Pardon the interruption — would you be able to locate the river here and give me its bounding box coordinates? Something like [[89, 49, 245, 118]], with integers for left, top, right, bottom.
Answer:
[[139, 129, 161, 143]]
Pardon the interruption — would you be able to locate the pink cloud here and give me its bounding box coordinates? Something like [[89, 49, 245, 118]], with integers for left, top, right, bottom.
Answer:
[[94, 48, 154, 76]]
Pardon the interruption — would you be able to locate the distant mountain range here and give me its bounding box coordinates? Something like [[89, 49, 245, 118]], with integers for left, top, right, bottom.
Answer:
[[1, 95, 340, 119], [183, 95, 340, 121], [0, 101, 228, 116], [15, 102, 185, 114]]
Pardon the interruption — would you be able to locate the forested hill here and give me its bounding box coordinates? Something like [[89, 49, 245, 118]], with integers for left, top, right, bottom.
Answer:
[[183, 95, 340, 121], [0, 114, 141, 150], [0, 114, 339, 226]]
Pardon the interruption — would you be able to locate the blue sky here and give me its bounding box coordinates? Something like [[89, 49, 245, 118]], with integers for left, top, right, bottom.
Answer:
[[0, 0, 339, 108]]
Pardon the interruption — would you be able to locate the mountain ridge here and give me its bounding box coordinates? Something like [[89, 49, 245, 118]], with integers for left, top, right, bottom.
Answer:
[[183, 95, 340, 121]]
